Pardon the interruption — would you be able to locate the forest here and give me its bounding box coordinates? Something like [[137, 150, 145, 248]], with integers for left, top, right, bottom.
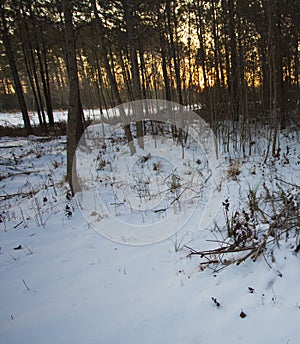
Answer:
[[1, 0, 299, 128], [0, 2, 300, 342], [1, 0, 300, 192]]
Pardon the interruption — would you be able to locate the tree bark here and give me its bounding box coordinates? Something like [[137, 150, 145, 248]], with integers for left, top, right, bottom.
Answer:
[[159, 29, 172, 101], [62, 0, 85, 195], [211, 0, 221, 89], [166, 0, 183, 104], [19, 16, 47, 131], [122, 0, 144, 149], [0, 1, 32, 134], [195, 0, 208, 89], [27, 0, 54, 128], [228, 0, 239, 121], [92, 0, 136, 155]]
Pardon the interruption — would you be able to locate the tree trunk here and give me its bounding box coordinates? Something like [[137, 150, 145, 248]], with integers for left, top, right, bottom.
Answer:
[[0, 1, 32, 134], [123, 0, 144, 149], [21, 40, 44, 131], [228, 0, 239, 121], [27, 0, 54, 128], [294, 34, 299, 88], [221, 0, 231, 96], [92, 0, 136, 155], [41, 36, 55, 127], [274, 1, 285, 129], [211, 0, 221, 88], [62, 0, 85, 195], [166, 0, 183, 104], [19, 16, 47, 131], [195, 0, 208, 89], [159, 30, 172, 101]]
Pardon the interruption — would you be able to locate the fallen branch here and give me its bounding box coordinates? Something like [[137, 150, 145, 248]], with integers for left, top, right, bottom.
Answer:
[[186, 244, 257, 258], [0, 191, 34, 200]]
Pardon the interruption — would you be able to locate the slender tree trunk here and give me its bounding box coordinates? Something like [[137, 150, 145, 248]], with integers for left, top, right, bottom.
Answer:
[[138, 47, 146, 99], [37, 43, 54, 128], [0, 1, 32, 134], [260, 42, 270, 112], [21, 41, 44, 130], [221, 0, 231, 97], [228, 0, 239, 121], [195, 0, 208, 89], [274, 2, 285, 129], [295, 35, 299, 88], [211, 1, 221, 88], [41, 36, 55, 127], [166, 0, 182, 104], [159, 30, 172, 101], [118, 47, 133, 101], [20, 17, 47, 131], [92, 0, 136, 154], [94, 49, 109, 113], [122, 0, 144, 149], [27, 0, 54, 128]]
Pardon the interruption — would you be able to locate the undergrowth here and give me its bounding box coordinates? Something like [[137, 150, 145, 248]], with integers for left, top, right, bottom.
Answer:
[[187, 182, 300, 271]]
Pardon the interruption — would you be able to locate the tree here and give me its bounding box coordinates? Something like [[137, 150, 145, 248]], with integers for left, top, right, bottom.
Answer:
[[62, 0, 85, 195], [0, 0, 32, 134], [17, 8, 47, 131], [0, 0, 299, 143], [122, 0, 144, 149], [91, 0, 136, 155]]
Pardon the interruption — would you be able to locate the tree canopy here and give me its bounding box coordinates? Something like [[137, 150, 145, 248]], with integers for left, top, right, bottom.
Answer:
[[0, 0, 299, 128]]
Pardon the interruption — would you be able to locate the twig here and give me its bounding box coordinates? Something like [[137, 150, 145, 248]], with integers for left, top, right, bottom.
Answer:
[[0, 191, 34, 200], [236, 249, 256, 265], [9, 253, 19, 262], [22, 278, 30, 291], [13, 221, 23, 229], [23, 244, 34, 255], [274, 177, 300, 189], [252, 239, 267, 262]]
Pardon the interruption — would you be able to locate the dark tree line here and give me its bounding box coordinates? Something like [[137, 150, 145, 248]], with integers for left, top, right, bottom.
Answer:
[[0, 0, 299, 190], [1, 0, 299, 124]]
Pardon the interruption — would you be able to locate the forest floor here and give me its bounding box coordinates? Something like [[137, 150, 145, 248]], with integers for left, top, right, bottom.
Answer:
[[0, 111, 299, 344]]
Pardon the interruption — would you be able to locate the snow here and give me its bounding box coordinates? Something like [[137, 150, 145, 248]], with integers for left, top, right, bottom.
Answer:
[[0, 109, 105, 127], [0, 112, 299, 343]]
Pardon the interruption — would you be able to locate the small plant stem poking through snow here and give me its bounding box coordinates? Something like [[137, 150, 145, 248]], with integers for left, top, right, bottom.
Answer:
[[211, 297, 221, 308], [22, 278, 30, 291], [248, 287, 255, 294]]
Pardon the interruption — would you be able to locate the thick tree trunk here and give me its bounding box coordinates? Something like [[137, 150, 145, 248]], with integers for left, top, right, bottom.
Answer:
[[63, 0, 85, 195]]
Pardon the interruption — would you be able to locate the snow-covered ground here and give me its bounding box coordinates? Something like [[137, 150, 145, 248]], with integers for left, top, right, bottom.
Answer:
[[0, 109, 103, 127], [0, 116, 299, 343]]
